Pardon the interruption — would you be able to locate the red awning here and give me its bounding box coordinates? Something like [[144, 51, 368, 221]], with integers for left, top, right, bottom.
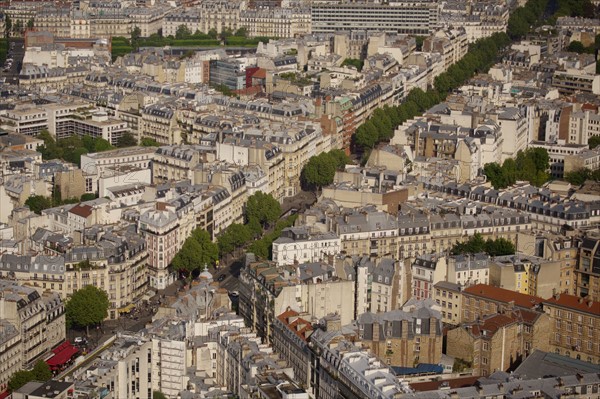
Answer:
[[46, 341, 79, 368], [0, 390, 10, 399]]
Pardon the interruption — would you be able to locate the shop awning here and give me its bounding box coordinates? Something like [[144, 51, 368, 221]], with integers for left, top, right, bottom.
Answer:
[[118, 303, 135, 313], [46, 341, 79, 368]]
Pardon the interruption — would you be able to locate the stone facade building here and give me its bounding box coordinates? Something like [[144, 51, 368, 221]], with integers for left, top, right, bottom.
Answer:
[[356, 299, 442, 367]]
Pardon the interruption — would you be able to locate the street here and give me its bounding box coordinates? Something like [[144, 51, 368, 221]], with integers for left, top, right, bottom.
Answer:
[[1, 38, 24, 85]]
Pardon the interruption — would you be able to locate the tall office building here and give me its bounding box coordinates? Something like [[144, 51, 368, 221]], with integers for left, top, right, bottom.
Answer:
[[311, 0, 440, 35]]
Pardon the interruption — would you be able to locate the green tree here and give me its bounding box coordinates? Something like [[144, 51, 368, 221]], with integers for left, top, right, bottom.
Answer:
[[27, 18, 34, 29], [25, 195, 53, 214], [341, 58, 364, 71], [80, 193, 97, 201], [234, 27, 248, 37], [328, 149, 351, 169], [301, 153, 336, 190], [175, 25, 192, 39], [207, 28, 218, 39], [218, 223, 252, 257], [153, 392, 167, 399], [131, 26, 141, 42], [245, 192, 281, 227], [141, 137, 161, 147], [173, 228, 219, 278], [116, 132, 138, 147], [32, 360, 52, 381], [564, 169, 591, 186], [93, 138, 113, 152], [37, 130, 63, 160], [66, 285, 109, 335], [588, 135, 600, 149], [485, 237, 516, 256], [172, 237, 203, 276], [5, 15, 12, 38], [567, 41, 586, 53], [8, 370, 34, 392]]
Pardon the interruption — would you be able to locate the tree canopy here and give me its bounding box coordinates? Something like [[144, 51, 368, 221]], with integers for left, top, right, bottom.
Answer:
[[141, 137, 161, 147], [245, 192, 281, 227], [589, 135, 600, 150], [25, 195, 53, 215], [66, 285, 109, 334], [484, 148, 550, 189], [564, 168, 600, 186], [8, 361, 53, 392], [116, 132, 138, 147], [300, 150, 351, 190], [451, 233, 516, 257], [217, 223, 252, 257], [37, 130, 114, 166], [171, 228, 218, 277], [8, 371, 35, 392]]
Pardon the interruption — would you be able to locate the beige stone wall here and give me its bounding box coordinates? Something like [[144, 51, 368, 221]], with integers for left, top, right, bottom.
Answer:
[[446, 327, 474, 364]]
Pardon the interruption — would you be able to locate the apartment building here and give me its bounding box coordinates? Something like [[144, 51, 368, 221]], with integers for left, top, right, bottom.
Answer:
[[140, 104, 181, 145], [138, 202, 179, 290], [564, 147, 600, 175], [411, 255, 446, 300], [315, 339, 409, 399], [240, 8, 311, 38], [239, 260, 355, 344], [311, 0, 440, 35], [272, 309, 314, 392], [447, 309, 550, 377], [460, 284, 544, 323], [568, 109, 600, 146], [80, 146, 156, 178], [575, 236, 600, 302], [272, 227, 341, 266], [152, 145, 214, 184], [543, 293, 600, 364], [433, 281, 462, 325], [0, 320, 22, 394], [489, 254, 562, 298], [216, 138, 286, 202], [552, 70, 600, 95], [0, 106, 49, 136], [0, 280, 66, 368], [356, 299, 443, 367], [333, 207, 399, 258], [90, 335, 155, 399], [447, 253, 490, 287]]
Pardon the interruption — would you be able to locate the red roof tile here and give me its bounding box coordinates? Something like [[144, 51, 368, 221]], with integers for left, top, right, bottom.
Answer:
[[277, 309, 314, 342], [463, 284, 543, 309], [543, 293, 600, 316], [68, 204, 93, 218]]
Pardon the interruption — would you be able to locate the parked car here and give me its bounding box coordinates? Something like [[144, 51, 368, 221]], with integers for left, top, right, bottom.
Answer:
[[217, 274, 226, 282], [74, 337, 87, 344]]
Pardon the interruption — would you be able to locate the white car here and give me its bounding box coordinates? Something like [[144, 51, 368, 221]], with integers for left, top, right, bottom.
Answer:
[[74, 337, 86, 344]]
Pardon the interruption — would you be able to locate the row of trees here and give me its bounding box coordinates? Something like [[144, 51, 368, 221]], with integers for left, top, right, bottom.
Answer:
[[37, 130, 143, 164], [300, 149, 350, 190], [247, 214, 298, 260], [172, 192, 283, 276], [483, 148, 550, 189], [217, 192, 281, 257], [352, 32, 511, 157], [506, 0, 549, 40], [3, 15, 35, 38], [451, 233, 516, 257]]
